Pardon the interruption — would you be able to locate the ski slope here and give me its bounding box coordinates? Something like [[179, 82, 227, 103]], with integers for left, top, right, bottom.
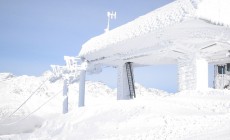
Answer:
[[1, 73, 230, 139]]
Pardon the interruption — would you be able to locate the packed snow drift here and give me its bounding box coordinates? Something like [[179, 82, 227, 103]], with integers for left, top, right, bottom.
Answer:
[[0, 73, 230, 139]]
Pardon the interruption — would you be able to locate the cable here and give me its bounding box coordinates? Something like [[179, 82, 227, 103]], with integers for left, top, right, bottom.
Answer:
[[7, 78, 49, 119], [0, 89, 62, 126]]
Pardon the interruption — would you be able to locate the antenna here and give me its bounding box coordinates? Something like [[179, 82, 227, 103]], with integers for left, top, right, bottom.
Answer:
[[105, 11, 116, 33]]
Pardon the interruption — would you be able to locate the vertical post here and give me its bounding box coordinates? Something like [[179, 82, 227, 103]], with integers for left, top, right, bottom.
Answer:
[[63, 79, 68, 114], [106, 12, 110, 32], [117, 63, 132, 100], [222, 66, 224, 88], [214, 65, 216, 89], [105, 11, 116, 33], [79, 70, 86, 107], [178, 57, 208, 91], [196, 58, 208, 90]]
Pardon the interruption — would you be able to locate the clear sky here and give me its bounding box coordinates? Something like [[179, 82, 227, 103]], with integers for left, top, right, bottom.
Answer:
[[0, 0, 214, 92]]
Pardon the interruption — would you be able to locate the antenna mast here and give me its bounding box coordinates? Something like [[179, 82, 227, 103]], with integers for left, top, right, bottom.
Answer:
[[105, 11, 116, 33]]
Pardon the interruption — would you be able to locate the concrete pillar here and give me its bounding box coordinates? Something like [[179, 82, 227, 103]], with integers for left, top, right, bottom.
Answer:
[[178, 57, 208, 91], [79, 70, 86, 107], [63, 79, 68, 114], [117, 63, 131, 100]]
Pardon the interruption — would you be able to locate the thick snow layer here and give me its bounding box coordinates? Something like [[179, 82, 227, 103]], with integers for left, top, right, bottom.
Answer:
[[79, 0, 230, 59], [1, 73, 230, 139], [196, 0, 230, 27]]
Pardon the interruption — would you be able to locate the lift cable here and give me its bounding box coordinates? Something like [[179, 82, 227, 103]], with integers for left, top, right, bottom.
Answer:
[[0, 89, 62, 126], [7, 78, 49, 119]]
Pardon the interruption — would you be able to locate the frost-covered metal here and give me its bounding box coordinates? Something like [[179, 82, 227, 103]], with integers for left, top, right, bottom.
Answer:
[[51, 56, 84, 110], [63, 79, 68, 114], [79, 70, 86, 107]]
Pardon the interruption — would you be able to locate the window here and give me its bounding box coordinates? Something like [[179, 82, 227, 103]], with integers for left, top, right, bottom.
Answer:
[[227, 63, 230, 72], [218, 65, 225, 74]]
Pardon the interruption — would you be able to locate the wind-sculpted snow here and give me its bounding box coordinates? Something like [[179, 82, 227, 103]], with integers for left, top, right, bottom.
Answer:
[[8, 89, 230, 140], [1, 73, 230, 139], [0, 73, 167, 136]]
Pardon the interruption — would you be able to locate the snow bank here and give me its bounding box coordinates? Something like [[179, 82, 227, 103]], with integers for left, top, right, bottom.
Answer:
[[79, 0, 230, 58], [135, 83, 169, 96], [0, 73, 169, 137], [1, 73, 230, 139], [0, 72, 63, 135], [6, 89, 230, 140]]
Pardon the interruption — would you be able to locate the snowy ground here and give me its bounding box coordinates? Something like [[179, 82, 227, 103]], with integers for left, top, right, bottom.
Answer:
[[0, 73, 230, 140]]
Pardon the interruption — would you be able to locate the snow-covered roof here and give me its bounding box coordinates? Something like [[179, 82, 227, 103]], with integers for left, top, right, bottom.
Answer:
[[79, 0, 230, 65]]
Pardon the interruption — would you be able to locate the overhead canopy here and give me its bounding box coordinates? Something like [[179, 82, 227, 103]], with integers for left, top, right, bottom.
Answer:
[[79, 0, 230, 66]]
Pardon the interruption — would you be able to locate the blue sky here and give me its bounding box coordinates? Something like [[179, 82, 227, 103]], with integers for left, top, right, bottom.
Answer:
[[0, 0, 214, 92]]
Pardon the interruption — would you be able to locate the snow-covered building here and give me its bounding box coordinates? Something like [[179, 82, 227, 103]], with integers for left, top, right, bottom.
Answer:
[[77, 0, 230, 104]]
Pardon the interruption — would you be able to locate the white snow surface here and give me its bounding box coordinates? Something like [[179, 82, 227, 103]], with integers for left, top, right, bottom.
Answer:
[[79, 0, 230, 58], [1, 73, 230, 139]]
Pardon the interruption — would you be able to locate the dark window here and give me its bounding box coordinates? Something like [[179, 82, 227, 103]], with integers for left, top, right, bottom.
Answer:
[[218, 66, 225, 74], [227, 63, 230, 71]]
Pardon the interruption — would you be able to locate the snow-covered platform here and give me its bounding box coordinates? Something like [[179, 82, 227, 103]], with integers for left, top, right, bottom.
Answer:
[[79, 0, 230, 65], [78, 0, 230, 100]]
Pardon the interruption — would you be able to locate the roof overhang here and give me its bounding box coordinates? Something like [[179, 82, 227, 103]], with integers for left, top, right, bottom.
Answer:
[[79, 0, 230, 67]]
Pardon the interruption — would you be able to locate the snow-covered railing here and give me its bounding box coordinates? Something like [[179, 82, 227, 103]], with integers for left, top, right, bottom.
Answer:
[[64, 56, 82, 73], [50, 56, 83, 82]]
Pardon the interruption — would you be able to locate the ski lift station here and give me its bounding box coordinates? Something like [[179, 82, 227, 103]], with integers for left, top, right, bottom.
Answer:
[[53, 0, 230, 108]]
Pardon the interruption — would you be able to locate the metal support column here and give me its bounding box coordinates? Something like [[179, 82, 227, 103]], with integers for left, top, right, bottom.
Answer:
[[63, 79, 68, 114], [79, 70, 86, 107], [117, 62, 136, 100]]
